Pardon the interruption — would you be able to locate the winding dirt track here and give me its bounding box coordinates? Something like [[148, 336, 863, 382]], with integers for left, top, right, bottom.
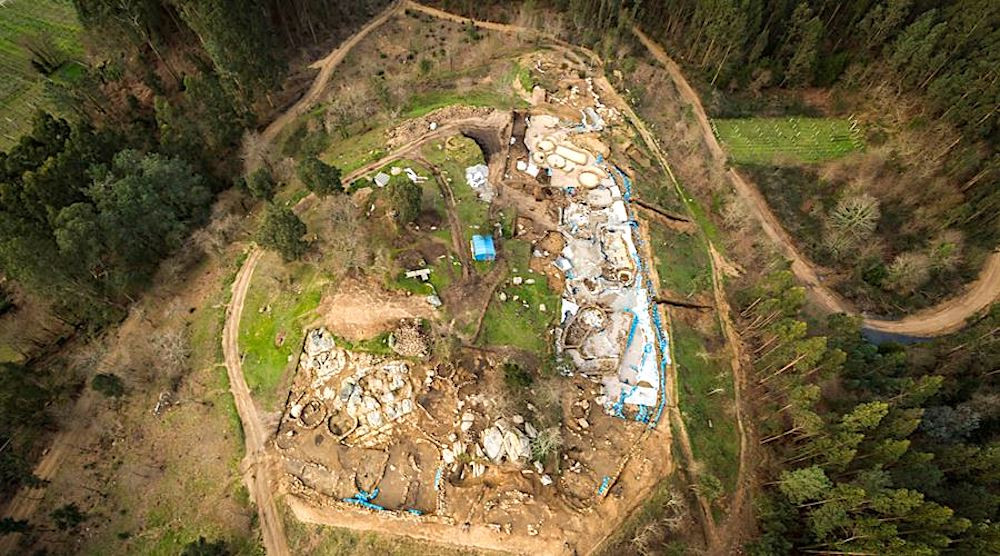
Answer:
[[222, 4, 405, 553], [632, 27, 1000, 338], [259, 2, 404, 145], [0, 395, 94, 554], [221, 250, 289, 556]]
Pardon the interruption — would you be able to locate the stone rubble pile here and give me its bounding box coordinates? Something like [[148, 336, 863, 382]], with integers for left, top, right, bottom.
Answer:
[[334, 357, 414, 433], [439, 409, 555, 485], [388, 319, 428, 358], [290, 328, 417, 441]]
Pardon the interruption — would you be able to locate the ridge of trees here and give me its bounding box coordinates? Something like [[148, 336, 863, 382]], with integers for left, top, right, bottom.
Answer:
[[0, 0, 389, 505]]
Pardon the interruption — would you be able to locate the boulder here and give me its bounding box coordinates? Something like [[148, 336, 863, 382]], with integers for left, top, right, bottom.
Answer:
[[461, 412, 475, 432], [482, 427, 504, 462]]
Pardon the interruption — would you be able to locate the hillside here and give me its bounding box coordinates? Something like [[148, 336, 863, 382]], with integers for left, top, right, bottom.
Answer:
[[0, 2, 998, 556], [0, 0, 83, 150]]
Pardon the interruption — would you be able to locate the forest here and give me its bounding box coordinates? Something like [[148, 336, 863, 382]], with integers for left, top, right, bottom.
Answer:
[[739, 272, 1000, 554], [432, 0, 1000, 313], [0, 0, 998, 553], [0, 0, 387, 511]]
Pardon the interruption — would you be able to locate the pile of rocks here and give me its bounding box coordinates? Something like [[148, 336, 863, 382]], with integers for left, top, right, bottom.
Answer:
[[334, 355, 415, 433], [480, 418, 532, 464], [388, 319, 428, 358]]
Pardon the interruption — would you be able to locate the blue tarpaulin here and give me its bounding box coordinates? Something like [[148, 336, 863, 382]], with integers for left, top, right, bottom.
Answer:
[[471, 235, 496, 261], [343, 488, 386, 511]]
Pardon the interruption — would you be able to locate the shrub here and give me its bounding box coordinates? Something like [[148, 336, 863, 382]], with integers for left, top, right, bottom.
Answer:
[[91, 373, 125, 398], [530, 426, 563, 462], [885, 252, 931, 294], [503, 362, 533, 389], [296, 157, 342, 196], [824, 193, 880, 257], [385, 177, 421, 224], [246, 168, 276, 201], [182, 537, 231, 556], [257, 204, 307, 261]]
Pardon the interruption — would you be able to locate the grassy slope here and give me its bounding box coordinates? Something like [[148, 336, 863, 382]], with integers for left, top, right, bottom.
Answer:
[[321, 124, 389, 175], [713, 117, 863, 164], [672, 320, 740, 499], [238, 256, 328, 410], [401, 88, 526, 118], [478, 239, 559, 354], [650, 226, 711, 298], [421, 135, 489, 246], [0, 0, 83, 149], [80, 258, 257, 555]]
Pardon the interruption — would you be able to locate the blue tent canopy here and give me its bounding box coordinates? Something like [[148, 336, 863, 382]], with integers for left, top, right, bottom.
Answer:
[[471, 235, 496, 261]]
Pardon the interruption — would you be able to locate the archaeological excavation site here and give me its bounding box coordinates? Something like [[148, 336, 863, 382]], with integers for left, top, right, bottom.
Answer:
[[270, 49, 677, 553]]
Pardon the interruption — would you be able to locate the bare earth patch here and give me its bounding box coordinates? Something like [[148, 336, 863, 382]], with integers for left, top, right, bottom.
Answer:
[[314, 279, 436, 341]]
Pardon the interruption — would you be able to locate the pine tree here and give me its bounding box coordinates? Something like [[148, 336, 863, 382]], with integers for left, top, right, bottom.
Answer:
[[257, 204, 307, 261]]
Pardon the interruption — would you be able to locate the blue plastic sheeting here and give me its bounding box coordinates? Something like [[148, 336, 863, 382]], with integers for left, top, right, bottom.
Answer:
[[624, 309, 640, 349], [612, 382, 642, 418], [610, 166, 671, 428], [597, 476, 612, 496], [407, 508, 424, 516], [343, 488, 386, 511], [434, 466, 445, 491], [635, 405, 650, 423], [471, 235, 496, 261]]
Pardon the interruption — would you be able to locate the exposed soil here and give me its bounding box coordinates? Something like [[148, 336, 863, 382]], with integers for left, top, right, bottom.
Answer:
[[313, 279, 435, 340]]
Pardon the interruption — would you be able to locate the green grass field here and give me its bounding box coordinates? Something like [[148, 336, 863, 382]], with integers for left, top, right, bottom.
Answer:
[[320, 124, 388, 175], [713, 117, 863, 164], [421, 135, 490, 247], [402, 89, 525, 119], [650, 225, 711, 297], [672, 321, 740, 499], [478, 240, 559, 354], [238, 258, 328, 409], [0, 0, 83, 150]]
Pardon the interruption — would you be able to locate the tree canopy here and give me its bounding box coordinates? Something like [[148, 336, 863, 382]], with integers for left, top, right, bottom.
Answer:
[[256, 204, 307, 261], [296, 156, 342, 197]]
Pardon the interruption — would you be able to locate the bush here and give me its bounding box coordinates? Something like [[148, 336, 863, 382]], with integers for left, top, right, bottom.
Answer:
[[257, 204, 307, 261], [51, 503, 85, 531], [385, 177, 421, 224], [885, 252, 931, 294], [0, 284, 14, 316], [246, 168, 276, 201], [296, 156, 342, 196], [91, 373, 125, 398], [503, 362, 533, 389], [182, 537, 231, 556]]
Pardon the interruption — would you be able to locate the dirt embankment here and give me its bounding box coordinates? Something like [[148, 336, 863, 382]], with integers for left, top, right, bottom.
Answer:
[[632, 26, 1000, 338]]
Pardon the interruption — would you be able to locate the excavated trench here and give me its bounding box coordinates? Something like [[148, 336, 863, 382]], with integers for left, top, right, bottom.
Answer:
[[459, 124, 504, 163]]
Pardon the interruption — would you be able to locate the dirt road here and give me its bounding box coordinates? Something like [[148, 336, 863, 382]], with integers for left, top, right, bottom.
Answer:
[[404, 1, 526, 34], [864, 252, 1000, 335], [0, 394, 95, 553], [222, 249, 290, 556], [632, 27, 1000, 338], [259, 2, 403, 145]]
